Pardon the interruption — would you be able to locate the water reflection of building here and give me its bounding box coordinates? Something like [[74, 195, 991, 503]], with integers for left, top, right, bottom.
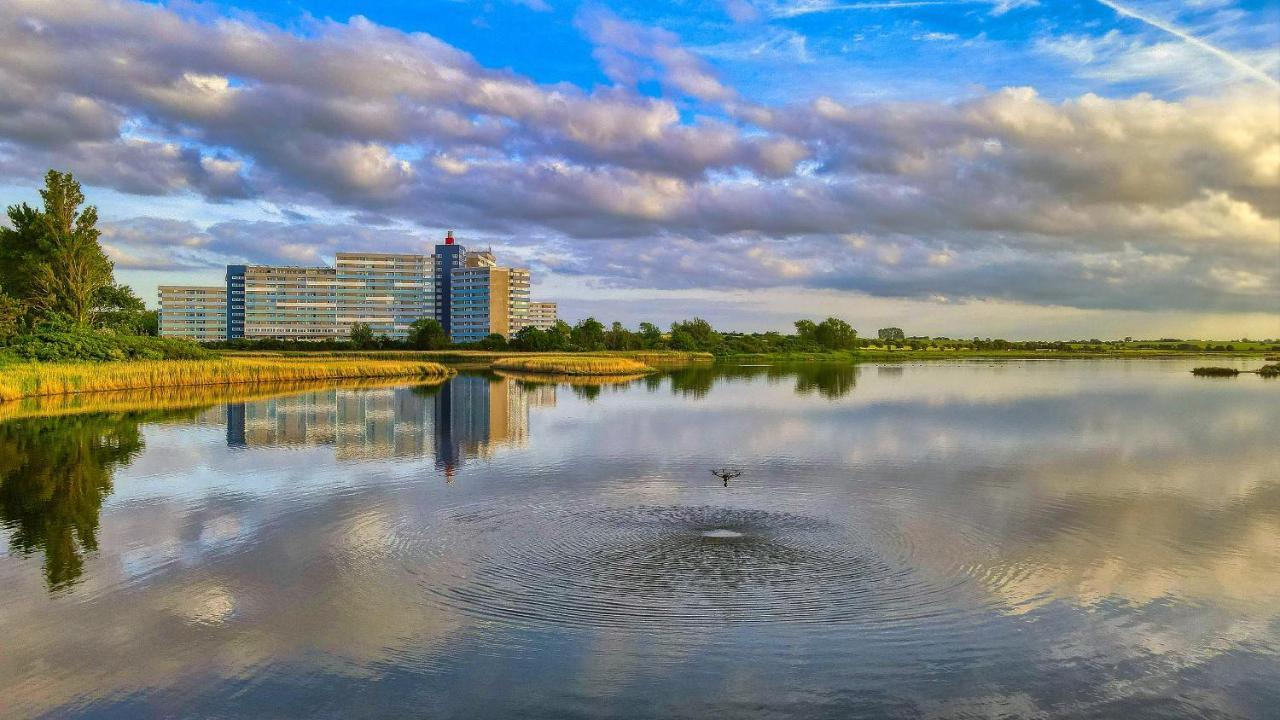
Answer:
[[225, 377, 554, 473], [433, 376, 556, 478]]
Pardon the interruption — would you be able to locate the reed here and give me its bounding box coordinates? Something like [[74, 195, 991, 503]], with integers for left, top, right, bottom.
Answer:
[[1190, 366, 1239, 377], [601, 351, 715, 365], [493, 369, 650, 386], [490, 355, 654, 375], [0, 376, 450, 422], [0, 357, 454, 403]]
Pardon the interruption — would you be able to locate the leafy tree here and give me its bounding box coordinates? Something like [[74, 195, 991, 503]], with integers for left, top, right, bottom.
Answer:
[[407, 317, 448, 350], [878, 327, 905, 341], [0, 171, 114, 326], [511, 325, 545, 351], [604, 321, 638, 350], [476, 333, 508, 350], [349, 322, 374, 349], [93, 283, 154, 335], [638, 322, 664, 348], [0, 292, 22, 341], [669, 317, 721, 351], [796, 317, 857, 350], [0, 203, 43, 315], [571, 317, 605, 351], [548, 320, 573, 350], [511, 325, 571, 351], [815, 317, 857, 350]]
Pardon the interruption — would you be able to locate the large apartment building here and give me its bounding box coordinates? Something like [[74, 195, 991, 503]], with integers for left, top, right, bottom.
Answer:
[[335, 252, 433, 338], [525, 302, 558, 331], [158, 286, 228, 341], [450, 264, 531, 344], [162, 233, 552, 344]]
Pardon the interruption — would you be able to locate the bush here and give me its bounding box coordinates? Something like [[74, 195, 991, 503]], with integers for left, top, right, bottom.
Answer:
[[7, 324, 212, 362]]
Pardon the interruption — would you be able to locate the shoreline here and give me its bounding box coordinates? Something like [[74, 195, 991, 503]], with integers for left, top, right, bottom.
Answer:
[[1, 351, 1272, 405], [0, 358, 455, 403]]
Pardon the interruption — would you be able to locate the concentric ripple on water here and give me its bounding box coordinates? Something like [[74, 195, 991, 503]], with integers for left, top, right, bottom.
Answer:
[[408, 503, 983, 632]]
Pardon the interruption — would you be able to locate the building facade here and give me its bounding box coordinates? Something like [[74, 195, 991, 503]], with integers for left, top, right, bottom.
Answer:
[[158, 286, 228, 341], [335, 252, 433, 339], [242, 265, 342, 340], [523, 301, 557, 331], [162, 234, 549, 344], [433, 231, 467, 338], [450, 262, 532, 344]]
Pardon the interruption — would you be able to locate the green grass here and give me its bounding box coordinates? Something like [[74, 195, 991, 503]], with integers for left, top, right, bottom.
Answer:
[[0, 357, 454, 403], [489, 355, 655, 375]]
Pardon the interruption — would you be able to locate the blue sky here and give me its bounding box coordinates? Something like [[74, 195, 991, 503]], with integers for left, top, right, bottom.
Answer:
[[0, 0, 1276, 337]]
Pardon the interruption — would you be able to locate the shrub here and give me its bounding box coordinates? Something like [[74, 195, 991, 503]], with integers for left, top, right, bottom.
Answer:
[[6, 324, 212, 362]]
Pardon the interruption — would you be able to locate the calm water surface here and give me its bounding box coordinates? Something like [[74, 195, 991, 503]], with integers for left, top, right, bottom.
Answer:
[[1, 359, 1277, 718]]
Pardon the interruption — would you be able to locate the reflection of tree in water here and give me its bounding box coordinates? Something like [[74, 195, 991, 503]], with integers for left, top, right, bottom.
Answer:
[[664, 363, 858, 400], [0, 411, 174, 590], [792, 363, 858, 400], [571, 384, 602, 401]]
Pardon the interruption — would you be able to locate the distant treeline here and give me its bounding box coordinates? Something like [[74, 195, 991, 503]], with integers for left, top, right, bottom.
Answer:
[[209, 316, 1280, 356]]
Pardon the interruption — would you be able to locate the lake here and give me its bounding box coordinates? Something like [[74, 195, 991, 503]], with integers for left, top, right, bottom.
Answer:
[[1, 359, 1277, 718]]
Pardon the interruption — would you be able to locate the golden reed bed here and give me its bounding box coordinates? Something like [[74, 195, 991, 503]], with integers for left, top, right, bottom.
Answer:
[[0, 357, 454, 403], [493, 369, 651, 386], [0, 376, 451, 423], [489, 355, 654, 376]]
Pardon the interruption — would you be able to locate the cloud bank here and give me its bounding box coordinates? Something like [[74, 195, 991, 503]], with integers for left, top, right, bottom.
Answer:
[[0, 0, 1276, 320]]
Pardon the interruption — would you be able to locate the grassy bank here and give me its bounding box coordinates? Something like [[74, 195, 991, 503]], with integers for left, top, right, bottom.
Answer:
[[0, 376, 449, 422], [0, 357, 454, 403], [724, 347, 1276, 362], [490, 355, 654, 375], [494, 369, 650, 386]]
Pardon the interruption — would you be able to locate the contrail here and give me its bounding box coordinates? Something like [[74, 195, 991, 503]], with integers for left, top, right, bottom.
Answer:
[[773, 1, 980, 18], [1094, 0, 1279, 89]]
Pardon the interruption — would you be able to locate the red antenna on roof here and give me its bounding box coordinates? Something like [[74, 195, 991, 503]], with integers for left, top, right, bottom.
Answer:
[[445, 230, 455, 245]]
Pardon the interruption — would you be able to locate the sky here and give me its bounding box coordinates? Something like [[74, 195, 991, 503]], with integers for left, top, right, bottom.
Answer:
[[0, 0, 1277, 338]]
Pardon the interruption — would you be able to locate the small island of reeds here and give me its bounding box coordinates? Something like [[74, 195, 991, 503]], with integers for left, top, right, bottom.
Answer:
[[1191, 367, 1240, 376], [490, 355, 655, 376]]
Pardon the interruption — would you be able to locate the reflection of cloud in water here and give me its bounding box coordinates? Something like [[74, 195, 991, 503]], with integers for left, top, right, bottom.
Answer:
[[0, 490, 475, 716], [0, 361, 1276, 717]]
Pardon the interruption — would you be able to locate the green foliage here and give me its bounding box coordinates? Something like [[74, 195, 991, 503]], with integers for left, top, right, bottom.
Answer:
[[796, 317, 858, 350], [510, 325, 570, 351], [476, 333, 508, 350], [6, 319, 211, 362], [0, 292, 22, 342], [638, 322, 663, 348], [0, 171, 114, 326], [604, 321, 639, 351], [669, 317, 722, 352], [878, 327, 905, 341], [407, 317, 449, 350], [571, 317, 605, 351], [349, 322, 375, 349], [93, 284, 156, 336]]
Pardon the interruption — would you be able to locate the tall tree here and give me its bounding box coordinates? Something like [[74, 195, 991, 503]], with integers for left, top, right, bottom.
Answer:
[[0, 171, 114, 326], [571, 317, 605, 350], [349, 322, 374, 348], [407, 317, 448, 350]]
